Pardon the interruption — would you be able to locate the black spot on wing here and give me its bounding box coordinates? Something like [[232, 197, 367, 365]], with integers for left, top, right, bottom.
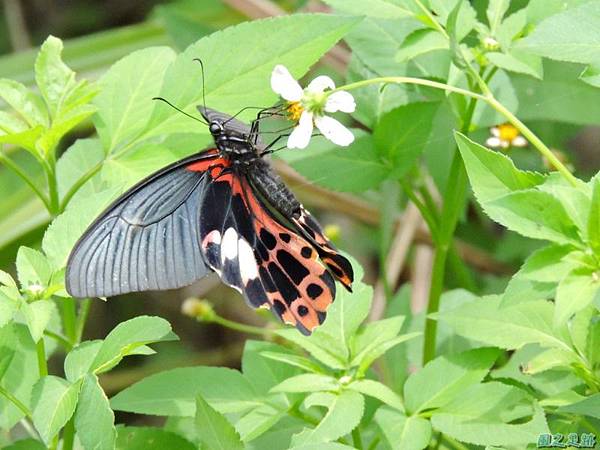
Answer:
[[276, 249, 309, 285], [301, 246, 313, 258], [279, 232, 291, 243], [244, 278, 269, 308], [259, 266, 277, 293], [268, 262, 299, 305], [260, 228, 277, 250], [297, 305, 309, 316], [307, 283, 324, 300]]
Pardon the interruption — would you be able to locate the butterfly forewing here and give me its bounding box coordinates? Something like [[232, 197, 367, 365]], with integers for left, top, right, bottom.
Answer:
[[66, 151, 220, 297]]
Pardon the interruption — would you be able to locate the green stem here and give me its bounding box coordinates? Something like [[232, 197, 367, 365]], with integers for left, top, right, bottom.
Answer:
[[352, 427, 363, 450], [43, 329, 72, 351], [0, 151, 51, 211], [413, 0, 448, 38], [334, 77, 576, 184], [43, 156, 59, 216], [211, 315, 273, 336], [62, 416, 75, 450], [59, 160, 103, 212], [61, 297, 78, 344], [401, 180, 440, 242], [36, 339, 48, 377], [367, 436, 380, 450], [334, 76, 486, 102], [422, 89, 475, 364], [486, 96, 577, 186], [75, 298, 91, 343], [0, 384, 31, 418], [443, 435, 470, 450]]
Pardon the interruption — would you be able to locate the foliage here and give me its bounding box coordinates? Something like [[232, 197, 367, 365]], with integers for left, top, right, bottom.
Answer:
[[1, 0, 600, 449]]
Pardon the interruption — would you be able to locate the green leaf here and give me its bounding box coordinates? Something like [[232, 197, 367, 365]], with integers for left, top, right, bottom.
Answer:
[[435, 295, 572, 352], [515, 244, 580, 283], [374, 102, 439, 178], [277, 259, 371, 368], [271, 374, 338, 394], [396, 29, 448, 62], [260, 351, 324, 374], [555, 267, 600, 326], [430, 0, 477, 41], [486, 0, 510, 35], [348, 379, 404, 411], [115, 427, 196, 450], [111, 366, 259, 416], [21, 300, 56, 342], [558, 393, 600, 420], [291, 390, 364, 445], [321, 0, 413, 19], [2, 439, 47, 450], [588, 176, 600, 253], [145, 14, 361, 138], [280, 130, 390, 193], [518, 2, 600, 65], [195, 394, 243, 450], [487, 51, 543, 79], [432, 402, 548, 446], [64, 340, 102, 382], [497, 9, 527, 50], [512, 60, 600, 125], [356, 333, 421, 375], [56, 138, 105, 201], [34, 36, 95, 119], [31, 376, 80, 444], [94, 47, 176, 152], [485, 189, 581, 245], [404, 347, 500, 414], [16, 246, 53, 288], [0, 79, 47, 127], [522, 347, 578, 374], [42, 187, 121, 269], [290, 444, 356, 450], [580, 62, 600, 88], [455, 132, 544, 202], [242, 340, 302, 396], [375, 407, 431, 450], [92, 316, 175, 373], [235, 403, 286, 443], [75, 374, 116, 450]]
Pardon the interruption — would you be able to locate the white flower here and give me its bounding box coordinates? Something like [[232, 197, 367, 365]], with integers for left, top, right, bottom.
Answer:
[[270, 65, 355, 149], [486, 123, 528, 149]]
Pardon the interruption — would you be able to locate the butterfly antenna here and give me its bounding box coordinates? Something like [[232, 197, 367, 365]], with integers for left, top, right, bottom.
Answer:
[[193, 58, 208, 112], [152, 97, 208, 125]]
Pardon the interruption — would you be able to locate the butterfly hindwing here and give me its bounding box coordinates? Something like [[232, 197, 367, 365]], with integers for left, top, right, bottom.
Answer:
[[198, 171, 335, 334], [66, 151, 221, 297]]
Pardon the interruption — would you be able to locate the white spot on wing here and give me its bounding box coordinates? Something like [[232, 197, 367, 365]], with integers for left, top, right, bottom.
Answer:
[[238, 238, 258, 282], [221, 227, 238, 264]]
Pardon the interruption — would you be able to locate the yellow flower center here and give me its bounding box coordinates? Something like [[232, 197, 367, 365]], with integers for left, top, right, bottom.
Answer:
[[286, 101, 304, 122], [497, 123, 520, 142]]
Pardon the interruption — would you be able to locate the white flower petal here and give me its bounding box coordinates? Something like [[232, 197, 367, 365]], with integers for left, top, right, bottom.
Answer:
[[287, 111, 314, 149], [315, 115, 354, 147], [486, 137, 502, 148], [491, 127, 500, 137], [512, 136, 528, 147], [306, 75, 335, 93], [324, 91, 356, 113], [271, 65, 303, 101]]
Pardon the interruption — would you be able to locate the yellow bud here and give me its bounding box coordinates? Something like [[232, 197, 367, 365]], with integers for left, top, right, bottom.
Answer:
[[181, 298, 215, 322]]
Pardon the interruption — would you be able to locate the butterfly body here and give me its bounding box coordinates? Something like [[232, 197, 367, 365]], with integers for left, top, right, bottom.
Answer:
[[66, 106, 353, 334]]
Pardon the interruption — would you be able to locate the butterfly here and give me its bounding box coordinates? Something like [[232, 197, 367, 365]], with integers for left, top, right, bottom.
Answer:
[[65, 103, 353, 335]]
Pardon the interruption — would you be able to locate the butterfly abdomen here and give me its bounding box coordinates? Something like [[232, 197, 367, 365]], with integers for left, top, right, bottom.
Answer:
[[249, 159, 300, 218]]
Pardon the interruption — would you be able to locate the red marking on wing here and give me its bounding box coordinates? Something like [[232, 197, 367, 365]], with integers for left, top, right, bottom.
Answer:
[[186, 149, 228, 177]]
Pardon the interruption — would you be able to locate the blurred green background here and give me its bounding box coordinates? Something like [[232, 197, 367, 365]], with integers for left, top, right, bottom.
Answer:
[[0, 0, 598, 428]]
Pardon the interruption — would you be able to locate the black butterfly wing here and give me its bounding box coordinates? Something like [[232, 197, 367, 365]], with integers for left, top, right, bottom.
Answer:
[[66, 150, 222, 298], [198, 170, 337, 335]]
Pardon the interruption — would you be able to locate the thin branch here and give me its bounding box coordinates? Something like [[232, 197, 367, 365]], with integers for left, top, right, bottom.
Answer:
[[4, 0, 31, 50], [411, 245, 434, 314], [370, 203, 421, 321]]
